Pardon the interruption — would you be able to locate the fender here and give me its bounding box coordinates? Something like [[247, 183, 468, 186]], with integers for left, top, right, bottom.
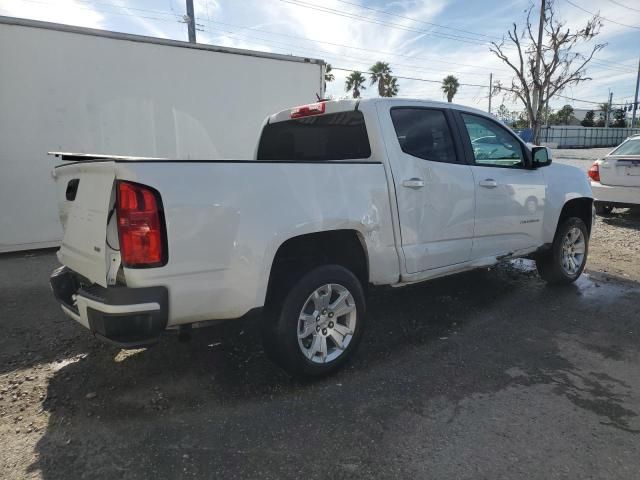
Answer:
[[540, 162, 593, 243]]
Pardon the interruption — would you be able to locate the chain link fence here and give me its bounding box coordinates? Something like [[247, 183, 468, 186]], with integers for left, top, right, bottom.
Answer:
[[537, 126, 640, 148]]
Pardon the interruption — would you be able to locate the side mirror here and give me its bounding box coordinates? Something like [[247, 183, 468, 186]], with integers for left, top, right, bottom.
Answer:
[[532, 146, 552, 168]]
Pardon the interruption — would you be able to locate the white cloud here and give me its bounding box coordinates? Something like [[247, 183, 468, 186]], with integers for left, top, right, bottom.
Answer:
[[0, 0, 105, 29]]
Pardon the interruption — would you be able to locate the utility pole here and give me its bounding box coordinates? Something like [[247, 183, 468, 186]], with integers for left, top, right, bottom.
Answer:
[[605, 90, 613, 128], [632, 57, 640, 128], [185, 0, 196, 43], [488, 73, 493, 114], [531, 0, 545, 128]]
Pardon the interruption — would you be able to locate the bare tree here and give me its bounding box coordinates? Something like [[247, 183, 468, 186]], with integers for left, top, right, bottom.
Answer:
[[490, 1, 605, 141]]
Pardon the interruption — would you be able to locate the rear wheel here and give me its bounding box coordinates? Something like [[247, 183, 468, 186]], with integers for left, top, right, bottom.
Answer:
[[263, 265, 365, 377], [536, 217, 589, 284]]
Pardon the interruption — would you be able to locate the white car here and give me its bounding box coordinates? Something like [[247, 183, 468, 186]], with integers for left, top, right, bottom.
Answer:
[[49, 98, 594, 376], [589, 134, 640, 215]]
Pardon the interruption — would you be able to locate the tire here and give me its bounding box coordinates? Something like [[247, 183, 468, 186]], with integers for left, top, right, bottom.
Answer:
[[263, 264, 366, 377], [594, 202, 613, 216], [536, 217, 589, 284]]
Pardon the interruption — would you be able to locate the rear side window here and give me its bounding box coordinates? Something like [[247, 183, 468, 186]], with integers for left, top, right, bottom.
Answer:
[[390, 108, 458, 163], [257, 111, 371, 161]]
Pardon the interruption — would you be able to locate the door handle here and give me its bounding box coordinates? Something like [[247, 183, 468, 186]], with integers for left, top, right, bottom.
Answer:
[[479, 178, 498, 189], [402, 178, 425, 189]]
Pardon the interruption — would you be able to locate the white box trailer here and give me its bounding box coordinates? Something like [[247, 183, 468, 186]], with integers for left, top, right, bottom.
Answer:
[[0, 16, 325, 253]]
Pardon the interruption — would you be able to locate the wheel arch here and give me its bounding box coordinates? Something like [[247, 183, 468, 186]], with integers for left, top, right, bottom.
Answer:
[[264, 229, 369, 308], [556, 197, 594, 236]]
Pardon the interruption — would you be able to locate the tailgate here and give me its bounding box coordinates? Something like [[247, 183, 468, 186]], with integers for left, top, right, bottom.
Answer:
[[53, 161, 116, 287], [599, 156, 640, 187]]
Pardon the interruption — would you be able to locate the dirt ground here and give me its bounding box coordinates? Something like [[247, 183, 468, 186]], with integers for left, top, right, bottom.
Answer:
[[1, 206, 639, 479], [589, 209, 640, 281]]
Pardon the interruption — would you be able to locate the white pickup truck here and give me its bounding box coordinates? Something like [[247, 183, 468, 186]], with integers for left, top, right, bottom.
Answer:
[[50, 98, 594, 376]]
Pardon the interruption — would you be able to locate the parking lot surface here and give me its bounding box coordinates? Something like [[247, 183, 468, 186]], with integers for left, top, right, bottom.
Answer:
[[2, 156, 640, 479], [551, 147, 609, 173]]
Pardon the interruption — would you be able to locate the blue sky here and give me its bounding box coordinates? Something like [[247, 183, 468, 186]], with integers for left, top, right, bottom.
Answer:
[[2, 0, 639, 113]]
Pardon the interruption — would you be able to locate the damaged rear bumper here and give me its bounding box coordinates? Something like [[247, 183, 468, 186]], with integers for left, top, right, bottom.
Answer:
[[50, 266, 168, 348]]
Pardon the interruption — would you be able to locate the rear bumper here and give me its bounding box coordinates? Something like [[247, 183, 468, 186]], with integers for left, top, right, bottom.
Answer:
[[50, 266, 168, 348], [590, 181, 640, 206]]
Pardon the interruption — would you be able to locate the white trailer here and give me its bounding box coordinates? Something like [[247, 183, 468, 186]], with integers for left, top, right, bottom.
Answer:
[[0, 16, 325, 253]]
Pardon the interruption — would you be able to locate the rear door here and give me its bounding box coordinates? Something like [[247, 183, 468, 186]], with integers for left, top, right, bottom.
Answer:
[[379, 104, 475, 273], [599, 137, 640, 187], [455, 111, 546, 259], [53, 161, 115, 286]]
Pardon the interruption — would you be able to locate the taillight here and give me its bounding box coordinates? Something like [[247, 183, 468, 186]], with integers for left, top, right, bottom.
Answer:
[[116, 181, 167, 267], [290, 102, 326, 118], [588, 163, 600, 182]]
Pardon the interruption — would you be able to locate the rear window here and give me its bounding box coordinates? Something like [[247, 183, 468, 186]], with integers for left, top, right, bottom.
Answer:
[[610, 138, 640, 156], [257, 111, 371, 161]]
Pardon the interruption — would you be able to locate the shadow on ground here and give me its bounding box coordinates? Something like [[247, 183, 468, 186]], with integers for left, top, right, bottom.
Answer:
[[600, 208, 640, 231], [26, 264, 640, 479], [0, 250, 93, 376]]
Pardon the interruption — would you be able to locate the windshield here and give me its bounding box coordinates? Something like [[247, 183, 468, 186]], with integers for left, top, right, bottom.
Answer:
[[610, 138, 640, 156]]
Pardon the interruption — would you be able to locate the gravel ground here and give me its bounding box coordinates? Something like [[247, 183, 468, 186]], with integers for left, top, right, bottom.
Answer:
[[1, 150, 639, 479], [551, 148, 640, 281], [589, 211, 640, 281]]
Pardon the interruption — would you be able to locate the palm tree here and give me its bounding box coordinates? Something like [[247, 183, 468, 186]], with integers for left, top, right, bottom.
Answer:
[[345, 71, 366, 99], [441, 75, 460, 103], [324, 63, 334, 91], [384, 76, 399, 97], [598, 102, 610, 115], [369, 61, 392, 97]]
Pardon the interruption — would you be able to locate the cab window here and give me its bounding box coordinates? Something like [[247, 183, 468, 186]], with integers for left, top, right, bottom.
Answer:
[[390, 108, 460, 164], [461, 113, 524, 168]]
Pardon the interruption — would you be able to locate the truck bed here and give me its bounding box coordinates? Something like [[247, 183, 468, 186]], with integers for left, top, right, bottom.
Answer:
[[52, 154, 398, 325]]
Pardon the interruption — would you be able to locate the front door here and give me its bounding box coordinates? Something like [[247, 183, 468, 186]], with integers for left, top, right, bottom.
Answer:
[[379, 104, 475, 274], [457, 112, 546, 259]]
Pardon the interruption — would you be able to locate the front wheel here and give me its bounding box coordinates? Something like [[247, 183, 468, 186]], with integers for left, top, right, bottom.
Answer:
[[263, 265, 366, 377], [536, 217, 589, 284]]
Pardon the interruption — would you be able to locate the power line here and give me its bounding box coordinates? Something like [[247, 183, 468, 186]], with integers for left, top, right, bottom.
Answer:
[[80, 0, 182, 18], [554, 93, 626, 106], [201, 19, 634, 85], [276, 0, 492, 46], [564, 0, 640, 30], [588, 59, 636, 73], [200, 25, 510, 83], [18, 0, 511, 74], [13, 0, 632, 78], [14, 0, 183, 24], [332, 67, 489, 88], [197, 18, 511, 72], [198, 16, 640, 77], [10, 0, 635, 102], [201, 23, 630, 107], [596, 56, 639, 66], [332, 0, 501, 40], [275, 0, 637, 75], [587, 55, 639, 70], [607, 0, 640, 14], [333, 66, 631, 107]]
